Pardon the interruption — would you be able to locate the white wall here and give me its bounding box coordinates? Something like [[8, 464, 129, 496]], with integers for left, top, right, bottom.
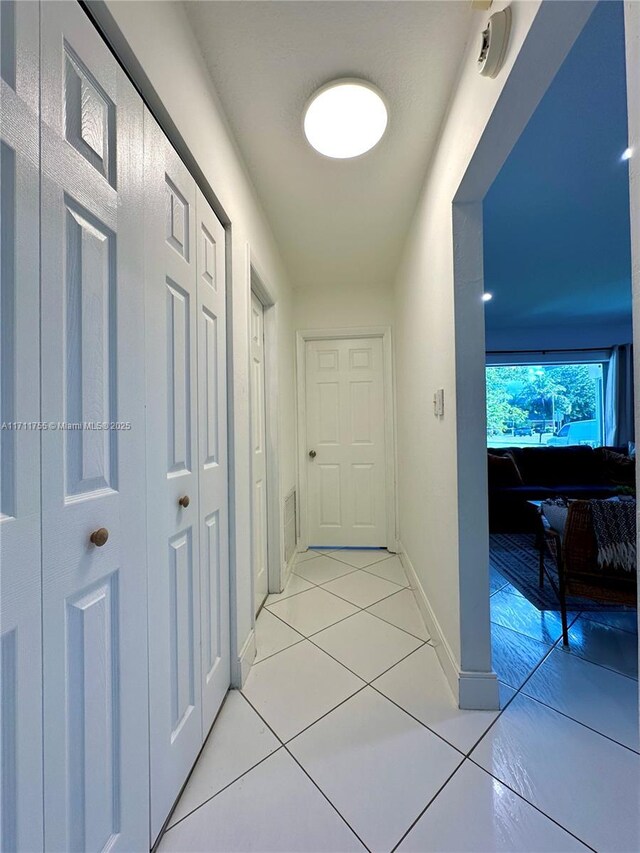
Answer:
[[295, 282, 393, 331], [393, 0, 597, 706], [93, 0, 296, 684]]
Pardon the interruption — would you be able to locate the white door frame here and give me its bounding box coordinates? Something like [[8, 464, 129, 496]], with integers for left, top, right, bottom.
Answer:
[[246, 245, 284, 596], [448, 0, 640, 709], [296, 326, 397, 552]]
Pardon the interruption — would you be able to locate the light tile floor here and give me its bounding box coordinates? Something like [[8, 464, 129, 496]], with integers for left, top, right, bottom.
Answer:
[[160, 548, 639, 853]]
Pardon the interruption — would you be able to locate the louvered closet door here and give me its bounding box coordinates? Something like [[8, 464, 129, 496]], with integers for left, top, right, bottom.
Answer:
[[145, 113, 230, 838], [0, 3, 43, 851], [40, 3, 149, 851]]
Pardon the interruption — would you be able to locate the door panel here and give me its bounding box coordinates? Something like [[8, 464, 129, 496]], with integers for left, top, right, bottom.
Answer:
[[145, 112, 202, 840], [196, 187, 229, 733], [146, 116, 230, 840], [250, 293, 268, 612], [0, 3, 42, 850], [306, 338, 387, 547], [40, 4, 148, 851]]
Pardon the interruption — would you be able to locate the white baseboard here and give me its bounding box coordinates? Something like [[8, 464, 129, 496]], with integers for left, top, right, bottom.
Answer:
[[458, 670, 500, 710], [281, 549, 296, 590], [398, 541, 499, 711], [232, 629, 256, 688]]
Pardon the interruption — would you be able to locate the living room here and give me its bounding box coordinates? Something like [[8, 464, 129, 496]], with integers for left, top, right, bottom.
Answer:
[[483, 0, 637, 766]]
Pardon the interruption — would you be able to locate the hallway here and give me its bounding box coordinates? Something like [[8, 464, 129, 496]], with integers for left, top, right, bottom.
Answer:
[[159, 549, 639, 852]]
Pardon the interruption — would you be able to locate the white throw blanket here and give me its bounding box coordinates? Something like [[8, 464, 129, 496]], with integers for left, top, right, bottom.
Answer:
[[589, 499, 637, 573]]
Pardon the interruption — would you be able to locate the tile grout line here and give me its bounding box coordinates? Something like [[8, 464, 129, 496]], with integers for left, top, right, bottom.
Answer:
[[578, 612, 638, 636], [263, 582, 634, 755], [516, 688, 640, 755], [305, 637, 428, 694], [315, 578, 404, 609], [161, 739, 285, 835], [488, 603, 588, 666], [559, 646, 639, 683], [389, 757, 467, 852], [316, 549, 398, 570], [252, 636, 307, 667], [263, 590, 432, 664], [366, 679, 468, 758], [466, 631, 560, 756], [489, 616, 573, 651], [465, 755, 597, 852], [364, 597, 432, 643], [491, 574, 638, 679], [282, 745, 373, 853], [240, 689, 372, 851], [265, 598, 365, 641], [256, 565, 634, 850]]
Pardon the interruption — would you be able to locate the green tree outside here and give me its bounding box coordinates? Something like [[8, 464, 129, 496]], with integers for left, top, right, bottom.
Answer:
[[485, 364, 599, 437]]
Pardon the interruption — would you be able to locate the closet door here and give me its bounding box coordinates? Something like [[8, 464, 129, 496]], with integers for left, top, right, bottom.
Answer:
[[195, 188, 230, 731], [0, 3, 43, 851], [145, 112, 203, 839], [40, 3, 149, 851]]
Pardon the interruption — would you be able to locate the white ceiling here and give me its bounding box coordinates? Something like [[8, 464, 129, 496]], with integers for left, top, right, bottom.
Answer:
[[184, 1, 474, 291]]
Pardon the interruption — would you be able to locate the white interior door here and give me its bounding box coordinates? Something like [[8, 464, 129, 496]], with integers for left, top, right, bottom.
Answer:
[[305, 338, 387, 548], [145, 112, 202, 840], [195, 187, 230, 733], [40, 3, 149, 851], [250, 293, 269, 612], [0, 3, 43, 850], [145, 112, 230, 840]]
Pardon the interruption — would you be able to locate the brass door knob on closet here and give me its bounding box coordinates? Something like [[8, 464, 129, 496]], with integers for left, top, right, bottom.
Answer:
[[90, 527, 109, 547], [178, 495, 190, 508]]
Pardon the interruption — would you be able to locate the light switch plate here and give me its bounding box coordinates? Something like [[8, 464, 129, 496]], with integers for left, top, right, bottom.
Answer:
[[433, 388, 445, 417]]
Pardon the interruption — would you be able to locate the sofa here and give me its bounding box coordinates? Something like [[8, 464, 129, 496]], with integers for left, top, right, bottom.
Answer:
[[488, 445, 635, 532]]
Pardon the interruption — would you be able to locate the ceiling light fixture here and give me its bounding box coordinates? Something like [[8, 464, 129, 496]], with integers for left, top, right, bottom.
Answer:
[[621, 147, 633, 161], [482, 292, 493, 302], [303, 79, 388, 159]]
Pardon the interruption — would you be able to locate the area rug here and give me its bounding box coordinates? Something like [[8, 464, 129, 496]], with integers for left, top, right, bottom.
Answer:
[[490, 533, 636, 614]]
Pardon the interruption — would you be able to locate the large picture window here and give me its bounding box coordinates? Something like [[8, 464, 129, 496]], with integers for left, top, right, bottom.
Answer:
[[486, 361, 605, 448]]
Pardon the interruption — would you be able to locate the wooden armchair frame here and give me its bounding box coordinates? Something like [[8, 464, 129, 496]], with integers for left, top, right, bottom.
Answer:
[[542, 500, 637, 646]]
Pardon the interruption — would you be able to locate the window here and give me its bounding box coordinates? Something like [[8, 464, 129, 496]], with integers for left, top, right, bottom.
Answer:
[[486, 362, 605, 448]]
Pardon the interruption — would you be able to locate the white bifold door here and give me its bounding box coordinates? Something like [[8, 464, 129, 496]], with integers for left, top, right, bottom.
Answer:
[[145, 110, 230, 842], [0, 3, 43, 851], [250, 292, 269, 613], [305, 338, 387, 548], [1, 3, 231, 849], [39, 4, 149, 851]]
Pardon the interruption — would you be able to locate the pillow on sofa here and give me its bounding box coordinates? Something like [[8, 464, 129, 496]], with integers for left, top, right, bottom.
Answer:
[[598, 448, 635, 487], [488, 452, 523, 488], [541, 498, 569, 537]]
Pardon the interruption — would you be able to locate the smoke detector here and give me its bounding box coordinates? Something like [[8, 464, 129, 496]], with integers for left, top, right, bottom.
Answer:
[[478, 6, 512, 78]]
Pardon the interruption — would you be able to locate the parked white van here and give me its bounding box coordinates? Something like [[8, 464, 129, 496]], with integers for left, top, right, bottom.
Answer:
[[547, 419, 599, 446]]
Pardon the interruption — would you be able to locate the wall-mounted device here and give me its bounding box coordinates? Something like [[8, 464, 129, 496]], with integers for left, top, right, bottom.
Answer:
[[433, 388, 445, 418], [478, 6, 512, 78]]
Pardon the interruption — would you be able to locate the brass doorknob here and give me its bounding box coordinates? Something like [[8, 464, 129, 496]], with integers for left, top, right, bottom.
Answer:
[[90, 527, 109, 547], [308, 450, 316, 459], [178, 495, 190, 508]]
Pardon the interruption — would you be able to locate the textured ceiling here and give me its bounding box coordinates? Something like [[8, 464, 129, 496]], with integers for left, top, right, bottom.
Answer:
[[184, 1, 475, 291], [484, 1, 632, 334]]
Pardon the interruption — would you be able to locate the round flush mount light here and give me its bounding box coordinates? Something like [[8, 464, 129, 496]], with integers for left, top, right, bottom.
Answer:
[[482, 292, 493, 302], [303, 79, 388, 159], [621, 147, 633, 162]]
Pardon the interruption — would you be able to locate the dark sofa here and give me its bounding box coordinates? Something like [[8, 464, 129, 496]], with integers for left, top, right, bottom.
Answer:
[[488, 445, 634, 532]]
